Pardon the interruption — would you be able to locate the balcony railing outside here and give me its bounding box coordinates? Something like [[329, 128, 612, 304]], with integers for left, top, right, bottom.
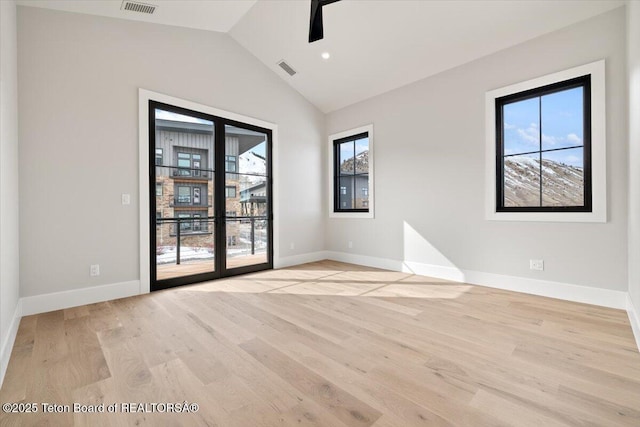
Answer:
[[155, 163, 212, 180], [156, 217, 268, 266], [172, 196, 209, 207], [173, 168, 208, 178]]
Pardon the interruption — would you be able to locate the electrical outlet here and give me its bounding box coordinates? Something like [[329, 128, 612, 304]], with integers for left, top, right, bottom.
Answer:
[[290, 242, 295, 250], [529, 259, 544, 271], [90, 264, 100, 276], [121, 193, 131, 205], [348, 241, 353, 249]]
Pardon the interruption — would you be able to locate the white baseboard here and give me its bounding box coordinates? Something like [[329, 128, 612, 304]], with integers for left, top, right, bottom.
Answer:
[[21, 280, 141, 316], [461, 268, 626, 309], [1, 299, 22, 388], [402, 260, 467, 282], [627, 295, 640, 352], [274, 251, 329, 269], [326, 251, 627, 310], [325, 251, 404, 272]]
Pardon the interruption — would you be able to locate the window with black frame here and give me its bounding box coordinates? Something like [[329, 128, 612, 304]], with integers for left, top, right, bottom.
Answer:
[[333, 132, 370, 212], [496, 75, 591, 212]]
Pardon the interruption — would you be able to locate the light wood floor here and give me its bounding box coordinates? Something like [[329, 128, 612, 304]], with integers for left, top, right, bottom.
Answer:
[[1, 260, 639, 426]]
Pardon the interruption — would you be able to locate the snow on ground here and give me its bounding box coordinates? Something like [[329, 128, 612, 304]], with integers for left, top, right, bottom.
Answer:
[[157, 246, 213, 264], [157, 244, 267, 264]]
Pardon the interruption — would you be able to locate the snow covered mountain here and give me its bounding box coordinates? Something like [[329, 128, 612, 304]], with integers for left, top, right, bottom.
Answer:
[[340, 150, 369, 174], [504, 156, 584, 207]]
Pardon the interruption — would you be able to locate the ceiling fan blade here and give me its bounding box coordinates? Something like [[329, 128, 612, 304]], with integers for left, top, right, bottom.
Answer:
[[309, 0, 324, 43], [309, 0, 340, 43]]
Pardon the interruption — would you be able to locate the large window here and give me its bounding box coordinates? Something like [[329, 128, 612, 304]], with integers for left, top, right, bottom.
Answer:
[[496, 76, 591, 212], [177, 152, 191, 176], [225, 155, 237, 173], [175, 184, 206, 206], [176, 212, 207, 234], [330, 126, 373, 217], [176, 151, 205, 177], [485, 60, 606, 222], [177, 186, 191, 204]]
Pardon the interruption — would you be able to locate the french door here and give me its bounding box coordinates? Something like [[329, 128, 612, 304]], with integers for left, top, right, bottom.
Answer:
[[149, 101, 273, 290]]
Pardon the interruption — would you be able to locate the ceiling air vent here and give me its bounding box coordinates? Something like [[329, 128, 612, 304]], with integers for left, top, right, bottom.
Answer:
[[277, 60, 297, 77], [121, 1, 157, 14]]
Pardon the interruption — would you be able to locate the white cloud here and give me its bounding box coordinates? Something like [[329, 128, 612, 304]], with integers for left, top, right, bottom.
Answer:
[[516, 123, 539, 145], [542, 134, 559, 146], [504, 122, 516, 130], [540, 133, 581, 147], [566, 133, 581, 144]]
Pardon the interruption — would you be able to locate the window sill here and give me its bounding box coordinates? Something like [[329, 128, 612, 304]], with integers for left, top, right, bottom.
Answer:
[[486, 211, 606, 223], [329, 211, 374, 219]]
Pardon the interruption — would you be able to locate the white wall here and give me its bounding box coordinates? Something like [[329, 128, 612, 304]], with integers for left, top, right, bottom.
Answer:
[[0, 0, 21, 383], [326, 8, 628, 293], [628, 1, 640, 326], [17, 6, 325, 298]]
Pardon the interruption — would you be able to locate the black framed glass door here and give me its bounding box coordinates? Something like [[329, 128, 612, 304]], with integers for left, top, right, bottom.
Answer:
[[149, 101, 273, 290], [224, 124, 271, 272]]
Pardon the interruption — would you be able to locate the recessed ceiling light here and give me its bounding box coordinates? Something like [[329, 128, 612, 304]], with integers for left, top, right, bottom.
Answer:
[[321, 52, 331, 60]]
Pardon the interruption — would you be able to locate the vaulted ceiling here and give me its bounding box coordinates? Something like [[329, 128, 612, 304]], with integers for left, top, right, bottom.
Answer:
[[18, 0, 625, 113]]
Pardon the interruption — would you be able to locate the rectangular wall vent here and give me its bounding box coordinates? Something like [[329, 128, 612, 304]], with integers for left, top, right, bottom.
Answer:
[[277, 60, 297, 76], [121, 1, 157, 14]]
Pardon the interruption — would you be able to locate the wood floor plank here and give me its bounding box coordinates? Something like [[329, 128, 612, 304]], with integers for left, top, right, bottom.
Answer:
[[239, 337, 383, 427], [354, 295, 424, 316], [64, 305, 91, 320], [235, 292, 352, 344], [268, 335, 458, 427], [180, 306, 306, 414], [1, 260, 639, 426], [148, 358, 222, 426], [72, 378, 128, 427], [554, 384, 640, 424], [470, 388, 571, 427], [278, 402, 352, 427], [511, 341, 640, 402], [0, 341, 33, 403], [0, 316, 37, 405]]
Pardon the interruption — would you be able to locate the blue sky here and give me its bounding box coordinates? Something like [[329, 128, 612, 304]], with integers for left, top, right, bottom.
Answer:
[[503, 87, 584, 167], [339, 137, 369, 170], [355, 137, 369, 156]]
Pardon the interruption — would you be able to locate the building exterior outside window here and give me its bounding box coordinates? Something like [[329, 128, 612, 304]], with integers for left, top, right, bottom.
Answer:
[[154, 116, 267, 250]]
